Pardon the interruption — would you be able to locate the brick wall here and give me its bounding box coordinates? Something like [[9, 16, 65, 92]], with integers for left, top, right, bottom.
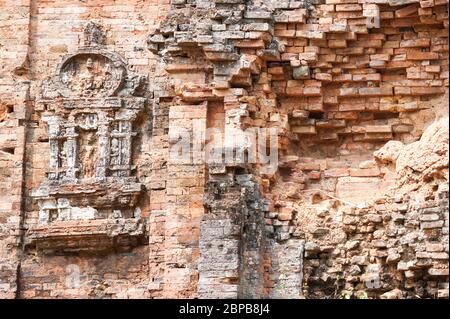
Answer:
[[0, 0, 448, 299]]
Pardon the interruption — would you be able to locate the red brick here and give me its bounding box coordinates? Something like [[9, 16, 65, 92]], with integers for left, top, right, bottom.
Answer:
[[349, 168, 381, 177]]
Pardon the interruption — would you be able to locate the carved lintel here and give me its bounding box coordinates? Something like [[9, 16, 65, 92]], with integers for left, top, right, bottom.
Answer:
[[25, 218, 147, 253]]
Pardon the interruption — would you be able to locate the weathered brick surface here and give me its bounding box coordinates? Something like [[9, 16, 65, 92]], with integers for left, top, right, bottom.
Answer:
[[0, 0, 448, 299]]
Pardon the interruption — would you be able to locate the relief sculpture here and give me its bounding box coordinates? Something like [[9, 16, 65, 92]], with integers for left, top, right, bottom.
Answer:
[[28, 22, 148, 253]]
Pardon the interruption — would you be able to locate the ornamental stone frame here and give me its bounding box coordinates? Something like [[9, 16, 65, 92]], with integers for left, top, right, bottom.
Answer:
[[32, 22, 147, 229]]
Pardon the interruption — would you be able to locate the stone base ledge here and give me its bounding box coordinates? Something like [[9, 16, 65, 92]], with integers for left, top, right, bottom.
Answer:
[[25, 218, 147, 253]]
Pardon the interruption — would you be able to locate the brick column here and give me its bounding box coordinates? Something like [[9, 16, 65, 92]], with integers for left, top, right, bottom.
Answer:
[[162, 102, 207, 298]]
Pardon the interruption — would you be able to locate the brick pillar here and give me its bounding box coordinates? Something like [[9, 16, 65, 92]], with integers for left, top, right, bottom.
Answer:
[[162, 102, 207, 298], [199, 171, 268, 299]]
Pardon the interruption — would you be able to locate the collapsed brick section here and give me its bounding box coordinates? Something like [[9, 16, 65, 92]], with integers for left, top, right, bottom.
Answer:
[[147, 0, 449, 299], [0, 0, 448, 299]]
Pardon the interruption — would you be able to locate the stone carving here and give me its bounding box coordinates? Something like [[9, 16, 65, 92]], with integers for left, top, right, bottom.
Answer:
[[59, 54, 125, 97], [32, 22, 147, 237], [83, 21, 106, 47], [75, 113, 98, 130], [40, 24, 143, 101], [110, 138, 120, 165]]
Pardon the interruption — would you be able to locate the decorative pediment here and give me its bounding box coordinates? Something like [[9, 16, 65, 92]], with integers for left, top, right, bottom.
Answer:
[[41, 22, 145, 101]]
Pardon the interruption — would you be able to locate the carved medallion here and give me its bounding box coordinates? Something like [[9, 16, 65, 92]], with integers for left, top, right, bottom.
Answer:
[[59, 53, 125, 97]]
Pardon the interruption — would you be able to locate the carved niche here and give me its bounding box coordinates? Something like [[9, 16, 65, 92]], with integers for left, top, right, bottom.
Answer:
[[29, 23, 148, 251]]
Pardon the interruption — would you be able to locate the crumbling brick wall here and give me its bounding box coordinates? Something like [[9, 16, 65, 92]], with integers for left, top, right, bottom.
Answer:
[[0, 0, 448, 299], [1, 0, 170, 299]]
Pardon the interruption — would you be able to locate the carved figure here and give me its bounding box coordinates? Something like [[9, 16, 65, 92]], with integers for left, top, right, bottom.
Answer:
[[83, 143, 98, 178], [59, 142, 67, 168], [110, 138, 120, 165]]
